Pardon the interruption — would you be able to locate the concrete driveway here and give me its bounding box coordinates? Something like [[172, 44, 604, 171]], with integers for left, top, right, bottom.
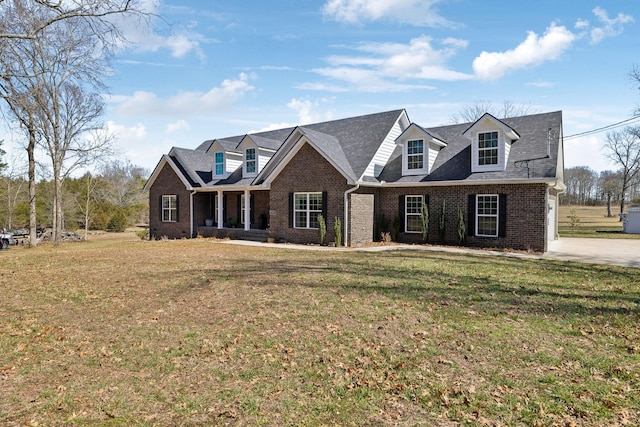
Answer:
[[545, 238, 640, 268]]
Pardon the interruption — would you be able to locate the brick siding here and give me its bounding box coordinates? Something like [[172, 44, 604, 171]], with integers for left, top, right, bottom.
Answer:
[[270, 143, 349, 244], [148, 163, 192, 239]]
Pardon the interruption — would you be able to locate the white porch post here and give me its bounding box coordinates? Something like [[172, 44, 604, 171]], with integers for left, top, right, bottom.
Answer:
[[244, 189, 251, 231], [217, 190, 224, 229]]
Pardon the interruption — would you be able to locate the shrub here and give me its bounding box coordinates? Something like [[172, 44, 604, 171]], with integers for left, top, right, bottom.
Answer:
[[457, 207, 466, 246], [334, 217, 342, 247], [438, 200, 446, 243], [107, 209, 128, 232], [136, 228, 149, 240], [318, 214, 326, 245], [420, 201, 429, 243]]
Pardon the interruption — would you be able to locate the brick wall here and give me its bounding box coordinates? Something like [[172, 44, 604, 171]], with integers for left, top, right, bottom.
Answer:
[[376, 183, 548, 251], [148, 163, 192, 239], [349, 193, 374, 246], [270, 143, 349, 244]]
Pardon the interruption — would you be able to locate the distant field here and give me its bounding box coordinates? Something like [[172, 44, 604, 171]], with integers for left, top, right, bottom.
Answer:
[[558, 204, 640, 239]]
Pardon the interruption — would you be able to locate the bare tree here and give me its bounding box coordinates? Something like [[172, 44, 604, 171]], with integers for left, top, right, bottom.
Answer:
[[450, 100, 538, 124], [1, 0, 145, 245], [564, 166, 598, 205], [0, 0, 136, 41], [604, 126, 640, 219], [598, 170, 622, 217]]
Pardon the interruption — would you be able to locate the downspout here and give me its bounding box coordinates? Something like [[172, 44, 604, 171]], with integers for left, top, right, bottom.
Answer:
[[190, 190, 197, 238], [343, 183, 360, 247]]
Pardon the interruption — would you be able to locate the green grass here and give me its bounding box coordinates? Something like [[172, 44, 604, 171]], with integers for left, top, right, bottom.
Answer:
[[0, 235, 639, 425]]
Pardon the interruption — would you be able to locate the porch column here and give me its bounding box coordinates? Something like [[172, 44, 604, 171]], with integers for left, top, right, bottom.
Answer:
[[217, 190, 224, 229], [244, 189, 251, 231]]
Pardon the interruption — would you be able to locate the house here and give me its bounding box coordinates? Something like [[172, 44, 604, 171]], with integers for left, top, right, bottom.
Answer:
[[144, 109, 565, 252]]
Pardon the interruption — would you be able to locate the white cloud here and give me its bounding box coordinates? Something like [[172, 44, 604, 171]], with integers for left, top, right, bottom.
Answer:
[[166, 120, 191, 133], [472, 23, 576, 80], [115, 73, 255, 117], [322, 0, 457, 28], [305, 36, 470, 92], [588, 7, 634, 44], [106, 121, 148, 140]]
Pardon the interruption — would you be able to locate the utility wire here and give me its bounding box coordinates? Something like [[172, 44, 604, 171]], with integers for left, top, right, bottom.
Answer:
[[564, 115, 640, 140]]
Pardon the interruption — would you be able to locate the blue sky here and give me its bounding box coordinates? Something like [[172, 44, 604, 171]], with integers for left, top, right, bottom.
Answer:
[[5, 0, 640, 174]]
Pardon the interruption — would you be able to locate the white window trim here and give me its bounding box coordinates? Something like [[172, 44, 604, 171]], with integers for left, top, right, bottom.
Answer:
[[402, 139, 427, 176], [405, 195, 423, 234], [244, 147, 257, 177], [472, 130, 505, 173], [478, 131, 498, 166], [476, 194, 498, 237], [294, 192, 322, 229], [214, 151, 225, 177], [162, 195, 177, 222]]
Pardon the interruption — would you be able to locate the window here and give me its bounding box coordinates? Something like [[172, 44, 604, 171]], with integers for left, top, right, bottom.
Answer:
[[478, 132, 498, 166], [214, 152, 224, 176], [476, 195, 498, 237], [294, 193, 322, 229], [162, 195, 177, 222], [245, 148, 256, 174], [407, 139, 424, 170], [405, 195, 423, 233]]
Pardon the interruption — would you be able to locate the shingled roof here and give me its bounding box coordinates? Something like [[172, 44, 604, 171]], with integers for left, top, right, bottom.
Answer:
[[149, 109, 562, 190], [379, 110, 563, 184]]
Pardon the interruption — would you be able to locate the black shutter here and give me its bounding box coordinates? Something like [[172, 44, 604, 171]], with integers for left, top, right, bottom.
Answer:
[[467, 194, 475, 236], [499, 194, 507, 237], [223, 195, 227, 224], [424, 194, 430, 237], [250, 194, 255, 225], [236, 194, 241, 223], [159, 195, 163, 221], [322, 191, 328, 220], [288, 193, 294, 228], [398, 195, 405, 233], [175, 195, 179, 222]]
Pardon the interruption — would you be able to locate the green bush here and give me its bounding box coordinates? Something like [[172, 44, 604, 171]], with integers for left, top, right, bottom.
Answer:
[[421, 201, 429, 243], [136, 228, 150, 240], [334, 217, 342, 247], [457, 207, 466, 246], [107, 209, 128, 232], [318, 214, 326, 245]]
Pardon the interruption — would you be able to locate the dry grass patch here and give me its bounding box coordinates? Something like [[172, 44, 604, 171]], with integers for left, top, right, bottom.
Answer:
[[1, 235, 639, 426], [558, 205, 640, 239]]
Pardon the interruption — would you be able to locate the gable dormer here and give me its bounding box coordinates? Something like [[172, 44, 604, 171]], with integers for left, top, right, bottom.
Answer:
[[396, 123, 447, 176], [463, 113, 520, 173], [237, 135, 277, 179], [208, 140, 242, 179]]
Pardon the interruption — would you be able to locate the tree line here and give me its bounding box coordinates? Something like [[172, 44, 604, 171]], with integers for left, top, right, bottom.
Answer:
[[1, 159, 148, 237]]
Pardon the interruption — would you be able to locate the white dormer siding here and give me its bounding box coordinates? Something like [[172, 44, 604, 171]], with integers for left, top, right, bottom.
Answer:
[[238, 136, 276, 179], [463, 114, 520, 173], [363, 111, 409, 178], [209, 140, 242, 179], [396, 123, 446, 176]]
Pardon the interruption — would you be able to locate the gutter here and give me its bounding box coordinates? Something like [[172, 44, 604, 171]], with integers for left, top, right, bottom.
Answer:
[[343, 183, 360, 247]]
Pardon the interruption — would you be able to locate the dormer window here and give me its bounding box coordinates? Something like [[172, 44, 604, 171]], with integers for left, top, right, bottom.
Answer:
[[214, 152, 224, 176], [478, 132, 498, 166], [463, 113, 520, 173], [245, 148, 256, 175], [407, 139, 424, 170]]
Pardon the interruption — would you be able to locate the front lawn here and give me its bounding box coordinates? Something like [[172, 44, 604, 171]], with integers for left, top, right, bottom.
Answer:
[[1, 236, 638, 425]]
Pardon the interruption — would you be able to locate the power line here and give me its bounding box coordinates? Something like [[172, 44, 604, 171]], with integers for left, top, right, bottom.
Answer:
[[564, 115, 640, 140]]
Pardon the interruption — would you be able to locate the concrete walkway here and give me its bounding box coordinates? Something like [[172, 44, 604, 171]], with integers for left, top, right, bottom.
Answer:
[[222, 237, 640, 269], [545, 237, 640, 269]]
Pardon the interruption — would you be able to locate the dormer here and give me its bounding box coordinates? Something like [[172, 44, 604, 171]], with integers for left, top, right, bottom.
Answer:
[[208, 139, 242, 179], [396, 123, 447, 176], [463, 113, 520, 173], [237, 135, 278, 179]]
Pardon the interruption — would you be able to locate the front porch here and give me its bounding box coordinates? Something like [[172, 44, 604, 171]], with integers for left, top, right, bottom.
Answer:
[[195, 226, 270, 242]]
